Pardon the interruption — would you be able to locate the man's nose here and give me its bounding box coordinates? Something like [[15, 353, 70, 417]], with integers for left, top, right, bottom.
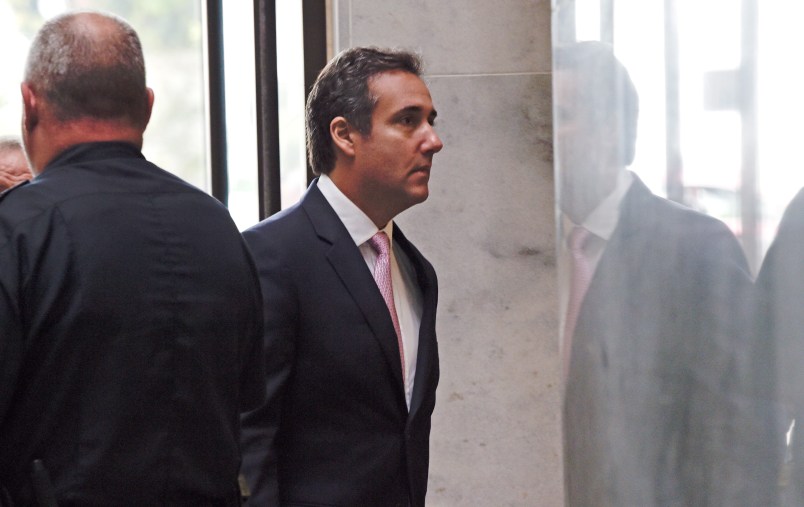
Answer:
[[423, 125, 443, 154]]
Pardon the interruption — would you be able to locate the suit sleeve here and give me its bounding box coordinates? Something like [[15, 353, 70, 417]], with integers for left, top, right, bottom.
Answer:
[[0, 237, 23, 426], [239, 227, 298, 506], [238, 239, 268, 413], [757, 190, 804, 409], [755, 190, 804, 505]]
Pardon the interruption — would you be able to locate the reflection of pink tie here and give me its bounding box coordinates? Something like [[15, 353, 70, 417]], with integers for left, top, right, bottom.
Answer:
[[369, 232, 405, 383], [563, 226, 593, 379]]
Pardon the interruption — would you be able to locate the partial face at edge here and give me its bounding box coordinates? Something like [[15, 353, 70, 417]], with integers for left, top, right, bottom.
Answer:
[[0, 148, 32, 191]]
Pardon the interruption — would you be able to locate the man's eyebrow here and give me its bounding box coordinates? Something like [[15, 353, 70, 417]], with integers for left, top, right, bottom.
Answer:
[[396, 105, 423, 115], [395, 105, 438, 120]]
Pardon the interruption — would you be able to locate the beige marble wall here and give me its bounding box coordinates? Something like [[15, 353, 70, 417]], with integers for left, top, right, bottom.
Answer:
[[333, 1, 561, 505]]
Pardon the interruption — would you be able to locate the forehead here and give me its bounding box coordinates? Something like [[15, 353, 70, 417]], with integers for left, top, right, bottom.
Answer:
[[368, 70, 434, 113]]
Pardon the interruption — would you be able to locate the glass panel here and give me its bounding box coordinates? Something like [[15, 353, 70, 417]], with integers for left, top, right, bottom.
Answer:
[[757, 2, 804, 258], [222, 2, 259, 230], [0, 2, 28, 137], [276, 0, 307, 209], [1, 0, 206, 190], [224, 0, 307, 227], [554, 1, 783, 505]]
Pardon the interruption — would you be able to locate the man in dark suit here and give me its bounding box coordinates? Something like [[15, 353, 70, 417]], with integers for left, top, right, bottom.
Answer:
[[756, 190, 804, 506], [0, 11, 264, 505], [240, 47, 443, 507], [556, 41, 778, 506]]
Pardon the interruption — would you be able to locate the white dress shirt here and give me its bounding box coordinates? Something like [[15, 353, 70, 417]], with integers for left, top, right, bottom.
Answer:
[[318, 174, 423, 409]]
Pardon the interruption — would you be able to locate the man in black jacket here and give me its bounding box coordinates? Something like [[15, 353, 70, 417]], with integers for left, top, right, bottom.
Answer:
[[0, 11, 264, 505]]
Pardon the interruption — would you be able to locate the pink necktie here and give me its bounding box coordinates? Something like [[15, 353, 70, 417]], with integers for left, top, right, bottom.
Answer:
[[369, 231, 406, 383], [563, 226, 593, 379]]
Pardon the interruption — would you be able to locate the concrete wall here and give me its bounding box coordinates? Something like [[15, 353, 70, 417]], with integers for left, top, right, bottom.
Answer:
[[333, 1, 561, 505]]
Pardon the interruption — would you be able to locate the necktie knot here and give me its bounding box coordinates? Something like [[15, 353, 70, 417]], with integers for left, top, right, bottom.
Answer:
[[369, 231, 390, 257], [568, 226, 591, 254]]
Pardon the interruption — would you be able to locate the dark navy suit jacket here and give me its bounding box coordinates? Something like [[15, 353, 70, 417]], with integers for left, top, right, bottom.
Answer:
[[564, 177, 777, 506], [756, 187, 804, 506], [240, 180, 439, 507]]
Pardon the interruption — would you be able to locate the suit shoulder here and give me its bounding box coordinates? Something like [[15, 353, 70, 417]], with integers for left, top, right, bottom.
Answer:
[[242, 201, 312, 259], [0, 180, 55, 232], [774, 187, 804, 237], [643, 191, 734, 235], [659, 198, 742, 251], [627, 190, 748, 267], [0, 180, 30, 204], [758, 188, 804, 281], [244, 201, 305, 235]]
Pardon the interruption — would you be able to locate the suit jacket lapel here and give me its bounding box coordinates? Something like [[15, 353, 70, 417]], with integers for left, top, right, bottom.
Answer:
[[583, 176, 654, 300], [301, 182, 407, 404], [394, 225, 438, 418], [572, 177, 654, 367]]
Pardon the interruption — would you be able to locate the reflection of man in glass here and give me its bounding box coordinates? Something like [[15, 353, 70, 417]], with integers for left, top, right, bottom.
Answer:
[[556, 41, 777, 506]]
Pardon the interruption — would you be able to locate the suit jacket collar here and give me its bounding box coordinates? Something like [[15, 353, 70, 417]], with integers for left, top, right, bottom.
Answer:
[[612, 175, 660, 241], [574, 177, 659, 337]]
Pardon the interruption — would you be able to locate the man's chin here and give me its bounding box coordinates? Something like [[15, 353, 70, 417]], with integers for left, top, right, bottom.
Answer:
[[413, 188, 429, 204], [405, 185, 429, 207]]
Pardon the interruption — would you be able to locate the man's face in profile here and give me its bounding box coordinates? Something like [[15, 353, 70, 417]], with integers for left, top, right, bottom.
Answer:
[[349, 70, 443, 216]]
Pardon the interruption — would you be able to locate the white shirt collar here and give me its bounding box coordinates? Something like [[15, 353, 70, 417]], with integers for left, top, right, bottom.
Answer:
[[317, 173, 394, 246], [562, 169, 633, 244]]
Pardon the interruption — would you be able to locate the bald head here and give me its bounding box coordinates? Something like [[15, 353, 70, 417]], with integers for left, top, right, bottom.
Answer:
[[0, 138, 32, 191], [24, 11, 150, 128]]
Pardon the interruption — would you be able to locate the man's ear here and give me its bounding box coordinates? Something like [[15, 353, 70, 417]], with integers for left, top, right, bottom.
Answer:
[[330, 116, 356, 158], [143, 87, 155, 128], [20, 82, 39, 133]]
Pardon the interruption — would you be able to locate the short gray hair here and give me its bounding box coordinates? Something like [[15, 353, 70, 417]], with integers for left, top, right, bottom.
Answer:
[[24, 11, 150, 127]]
